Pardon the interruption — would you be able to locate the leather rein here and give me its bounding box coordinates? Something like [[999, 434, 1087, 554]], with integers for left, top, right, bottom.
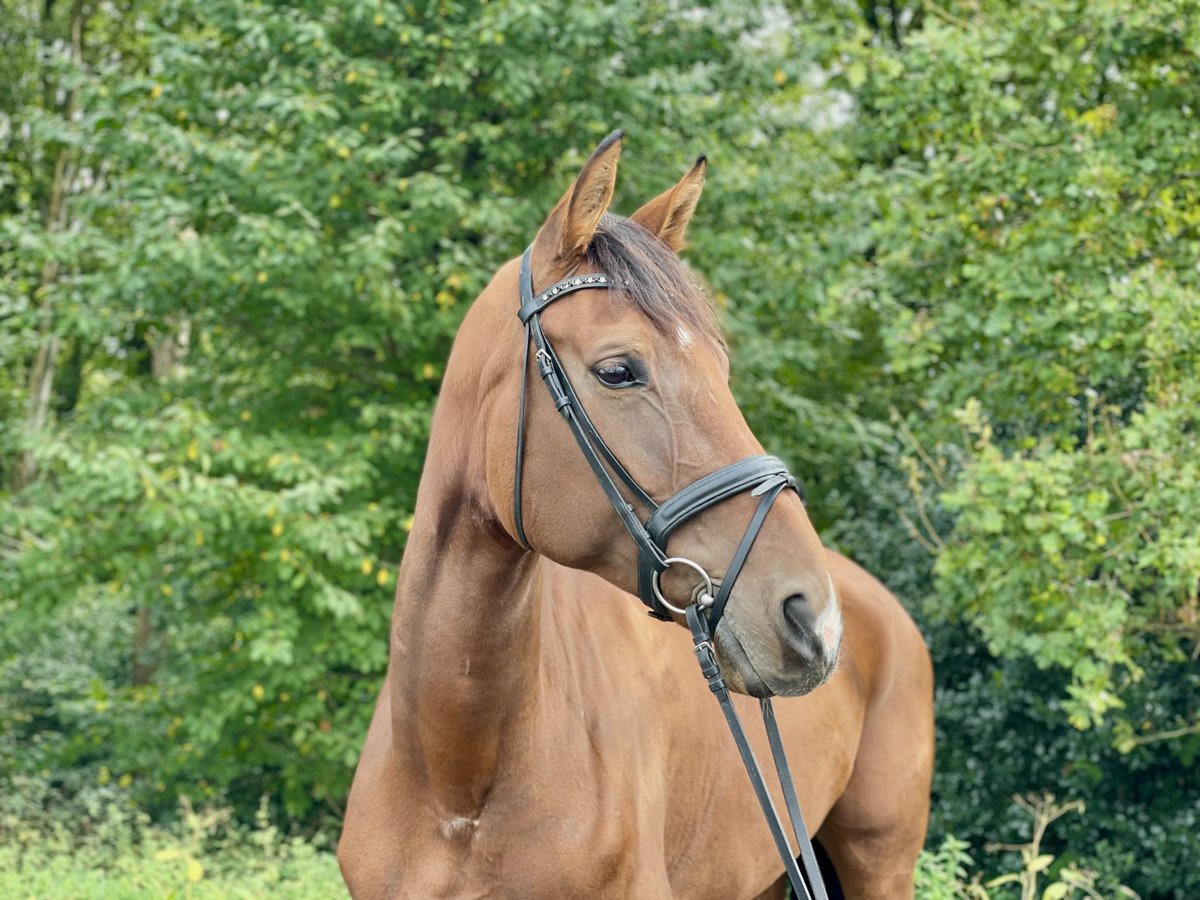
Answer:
[[512, 245, 830, 900]]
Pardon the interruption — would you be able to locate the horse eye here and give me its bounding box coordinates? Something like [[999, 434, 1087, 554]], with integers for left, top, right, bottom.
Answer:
[[595, 362, 637, 388]]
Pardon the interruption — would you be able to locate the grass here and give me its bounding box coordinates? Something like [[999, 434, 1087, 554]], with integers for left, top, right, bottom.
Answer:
[[0, 777, 1125, 899], [1, 789, 344, 899]]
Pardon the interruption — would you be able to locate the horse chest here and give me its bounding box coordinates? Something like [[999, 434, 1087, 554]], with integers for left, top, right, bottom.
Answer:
[[395, 764, 661, 899]]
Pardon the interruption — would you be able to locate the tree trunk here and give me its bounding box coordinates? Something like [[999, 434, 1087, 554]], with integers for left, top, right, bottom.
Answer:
[[132, 605, 157, 687], [133, 321, 190, 685], [12, 0, 87, 492]]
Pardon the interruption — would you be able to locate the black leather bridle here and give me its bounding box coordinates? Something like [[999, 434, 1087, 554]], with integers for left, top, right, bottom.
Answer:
[[512, 245, 831, 899]]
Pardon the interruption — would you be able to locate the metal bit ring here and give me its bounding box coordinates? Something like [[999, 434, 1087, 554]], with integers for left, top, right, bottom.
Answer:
[[651, 557, 716, 616]]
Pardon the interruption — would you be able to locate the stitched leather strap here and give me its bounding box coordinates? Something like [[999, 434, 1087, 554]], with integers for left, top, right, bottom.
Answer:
[[515, 247, 671, 616], [761, 697, 829, 900], [704, 477, 790, 634], [687, 606, 825, 900]]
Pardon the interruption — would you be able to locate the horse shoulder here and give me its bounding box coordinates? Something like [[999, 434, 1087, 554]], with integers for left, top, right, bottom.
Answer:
[[824, 548, 932, 703]]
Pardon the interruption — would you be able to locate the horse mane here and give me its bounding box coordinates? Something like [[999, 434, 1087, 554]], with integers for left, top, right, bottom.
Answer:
[[584, 214, 723, 345]]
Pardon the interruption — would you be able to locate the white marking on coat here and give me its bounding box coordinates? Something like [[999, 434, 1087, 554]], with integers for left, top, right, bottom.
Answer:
[[441, 817, 479, 839], [814, 574, 844, 659]]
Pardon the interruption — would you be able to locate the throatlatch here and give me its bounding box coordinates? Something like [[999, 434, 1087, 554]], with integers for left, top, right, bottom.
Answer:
[[512, 244, 828, 899]]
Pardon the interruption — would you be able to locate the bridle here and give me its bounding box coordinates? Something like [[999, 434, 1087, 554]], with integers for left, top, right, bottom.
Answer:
[[512, 244, 831, 900]]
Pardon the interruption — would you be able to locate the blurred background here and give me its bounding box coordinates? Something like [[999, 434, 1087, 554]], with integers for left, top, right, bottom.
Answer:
[[2, 0, 1197, 896]]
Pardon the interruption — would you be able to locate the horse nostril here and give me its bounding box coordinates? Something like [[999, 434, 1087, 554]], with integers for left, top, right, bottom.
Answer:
[[782, 593, 813, 634]]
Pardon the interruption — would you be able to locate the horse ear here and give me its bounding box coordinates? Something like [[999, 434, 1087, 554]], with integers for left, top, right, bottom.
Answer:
[[629, 156, 706, 253], [540, 130, 623, 259]]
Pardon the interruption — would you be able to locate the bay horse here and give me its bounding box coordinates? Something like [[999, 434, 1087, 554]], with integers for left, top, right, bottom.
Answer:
[[338, 132, 934, 899]]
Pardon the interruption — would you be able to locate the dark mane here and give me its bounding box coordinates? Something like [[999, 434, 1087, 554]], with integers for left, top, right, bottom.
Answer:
[[584, 214, 722, 343]]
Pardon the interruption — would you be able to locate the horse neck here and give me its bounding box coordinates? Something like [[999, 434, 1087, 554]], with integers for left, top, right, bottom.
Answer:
[[387, 290, 545, 817]]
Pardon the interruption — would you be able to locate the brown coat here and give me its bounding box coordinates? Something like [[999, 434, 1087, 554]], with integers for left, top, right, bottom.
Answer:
[[339, 134, 933, 899]]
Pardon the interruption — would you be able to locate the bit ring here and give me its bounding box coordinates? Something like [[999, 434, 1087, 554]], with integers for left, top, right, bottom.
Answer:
[[651, 557, 715, 616]]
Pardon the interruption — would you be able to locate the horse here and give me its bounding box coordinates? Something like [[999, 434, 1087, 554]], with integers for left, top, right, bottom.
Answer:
[[338, 131, 934, 899]]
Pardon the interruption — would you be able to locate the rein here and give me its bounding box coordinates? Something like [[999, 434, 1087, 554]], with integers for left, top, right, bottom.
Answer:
[[512, 245, 830, 900]]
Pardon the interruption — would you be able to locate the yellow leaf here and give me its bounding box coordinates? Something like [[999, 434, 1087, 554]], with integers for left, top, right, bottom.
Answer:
[[98, 767, 111, 785], [403, 514, 415, 532], [272, 521, 284, 537], [240, 410, 252, 422], [374, 13, 385, 25], [256, 271, 268, 284], [150, 84, 163, 99], [160, 583, 174, 597], [421, 363, 437, 380], [1030, 854, 1055, 874], [773, 68, 787, 86], [186, 858, 203, 883], [1080, 102, 1118, 134], [186, 439, 199, 461], [328, 194, 343, 209], [194, 528, 205, 547], [376, 568, 390, 587], [360, 558, 374, 576], [153, 847, 181, 862], [251, 684, 265, 701], [118, 774, 133, 789]]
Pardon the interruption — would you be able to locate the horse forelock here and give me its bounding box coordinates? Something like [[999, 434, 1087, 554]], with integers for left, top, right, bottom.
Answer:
[[583, 214, 723, 347]]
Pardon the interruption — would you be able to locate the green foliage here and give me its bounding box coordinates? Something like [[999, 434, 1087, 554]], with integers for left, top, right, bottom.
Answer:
[[0, 778, 341, 898], [915, 835, 981, 899], [930, 618, 1198, 898], [3, 0, 1197, 895], [810, 0, 1200, 738], [0, 0, 789, 828]]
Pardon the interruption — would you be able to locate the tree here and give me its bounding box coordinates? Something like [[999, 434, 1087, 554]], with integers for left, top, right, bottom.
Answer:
[[0, 0, 790, 824]]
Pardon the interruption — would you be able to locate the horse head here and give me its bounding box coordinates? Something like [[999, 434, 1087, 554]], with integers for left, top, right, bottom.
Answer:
[[471, 131, 841, 697]]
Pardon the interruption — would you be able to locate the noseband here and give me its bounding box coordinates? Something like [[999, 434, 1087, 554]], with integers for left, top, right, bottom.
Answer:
[[512, 245, 830, 900]]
